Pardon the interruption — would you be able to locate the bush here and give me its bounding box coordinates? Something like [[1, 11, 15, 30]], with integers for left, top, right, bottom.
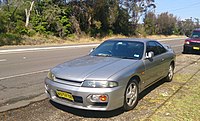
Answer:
[[28, 29, 37, 37], [0, 33, 22, 46], [15, 20, 28, 35]]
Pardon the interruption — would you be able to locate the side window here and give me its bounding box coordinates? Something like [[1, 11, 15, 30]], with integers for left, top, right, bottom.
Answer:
[[155, 42, 167, 54], [146, 42, 159, 56]]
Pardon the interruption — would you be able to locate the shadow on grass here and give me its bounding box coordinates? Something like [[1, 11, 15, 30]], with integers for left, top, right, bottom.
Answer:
[[50, 79, 166, 118], [139, 79, 166, 100]]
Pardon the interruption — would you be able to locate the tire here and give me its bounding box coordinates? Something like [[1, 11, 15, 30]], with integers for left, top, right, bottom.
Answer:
[[123, 80, 139, 111], [164, 64, 174, 82], [182, 46, 188, 54]]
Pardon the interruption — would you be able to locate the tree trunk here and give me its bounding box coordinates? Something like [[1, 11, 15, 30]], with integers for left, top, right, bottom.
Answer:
[[25, 1, 34, 27]]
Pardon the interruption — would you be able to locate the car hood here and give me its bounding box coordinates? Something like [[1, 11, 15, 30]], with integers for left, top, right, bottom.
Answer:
[[51, 56, 138, 82], [187, 38, 200, 43]]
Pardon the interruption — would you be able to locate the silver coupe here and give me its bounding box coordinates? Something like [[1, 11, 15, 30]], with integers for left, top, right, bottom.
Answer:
[[45, 38, 176, 111]]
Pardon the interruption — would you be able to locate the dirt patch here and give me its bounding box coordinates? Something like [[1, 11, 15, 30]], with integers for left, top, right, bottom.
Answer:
[[0, 54, 200, 121]]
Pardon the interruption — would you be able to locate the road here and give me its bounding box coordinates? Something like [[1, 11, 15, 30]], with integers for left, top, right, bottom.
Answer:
[[0, 38, 185, 112]]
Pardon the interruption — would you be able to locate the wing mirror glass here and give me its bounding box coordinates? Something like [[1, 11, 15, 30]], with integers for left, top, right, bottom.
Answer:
[[146, 51, 154, 59], [90, 48, 95, 53]]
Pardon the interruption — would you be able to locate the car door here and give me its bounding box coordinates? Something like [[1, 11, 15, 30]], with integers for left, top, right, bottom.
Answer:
[[143, 41, 166, 87], [154, 42, 169, 76]]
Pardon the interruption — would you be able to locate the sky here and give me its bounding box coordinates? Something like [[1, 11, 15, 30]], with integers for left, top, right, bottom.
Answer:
[[155, 0, 200, 20]]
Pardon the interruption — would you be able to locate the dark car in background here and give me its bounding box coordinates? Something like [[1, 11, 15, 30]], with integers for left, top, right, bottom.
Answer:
[[183, 29, 200, 54]]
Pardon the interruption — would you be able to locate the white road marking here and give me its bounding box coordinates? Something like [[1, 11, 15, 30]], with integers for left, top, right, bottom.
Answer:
[[0, 38, 186, 55], [0, 69, 49, 80], [158, 38, 186, 42], [0, 44, 99, 55], [0, 59, 7, 62]]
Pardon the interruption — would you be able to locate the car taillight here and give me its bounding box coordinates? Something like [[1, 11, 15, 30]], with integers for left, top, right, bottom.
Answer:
[[185, 40, 190, 44]]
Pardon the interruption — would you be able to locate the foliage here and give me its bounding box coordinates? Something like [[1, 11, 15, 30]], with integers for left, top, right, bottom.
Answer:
[[0, 0, 200, 46], [156, 12, 177, 35], [144, 12, 199, 36], [144, 12, 156, 35], [0, 33, 22, 46]]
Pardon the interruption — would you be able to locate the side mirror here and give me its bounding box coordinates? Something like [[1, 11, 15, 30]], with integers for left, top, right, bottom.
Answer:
[[146, 51, 154, 59], [185, 33, 190, 37], [90, 48, 95, 53]]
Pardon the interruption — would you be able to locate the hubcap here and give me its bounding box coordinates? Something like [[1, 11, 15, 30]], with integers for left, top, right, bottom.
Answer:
[[168, 65, 174, 80], [126, 82, 138, 107]]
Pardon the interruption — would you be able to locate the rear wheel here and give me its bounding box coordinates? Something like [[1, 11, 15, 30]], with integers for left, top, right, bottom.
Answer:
[[123, 80, 139, 111], [165, 64, 174, 82]]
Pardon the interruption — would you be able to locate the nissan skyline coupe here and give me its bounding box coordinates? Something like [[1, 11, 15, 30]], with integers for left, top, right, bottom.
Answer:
[[45, 38, 176, 111]]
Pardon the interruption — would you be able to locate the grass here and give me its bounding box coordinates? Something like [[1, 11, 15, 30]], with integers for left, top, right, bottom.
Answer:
[[147, 63, 200, 121]]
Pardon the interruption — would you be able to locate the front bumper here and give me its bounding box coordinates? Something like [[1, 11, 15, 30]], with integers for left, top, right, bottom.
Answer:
[[184, 44, 200, 53], [45, 78, 125, 111]]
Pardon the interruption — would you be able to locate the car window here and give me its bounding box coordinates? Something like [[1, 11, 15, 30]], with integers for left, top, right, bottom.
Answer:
[[191, 31, 200, 38], [146, 41, 166, 56], [94, 41, 115, 52], [90, 40, 144, 59], [146, 41, 159, 56], [155, 42, 167, 54]]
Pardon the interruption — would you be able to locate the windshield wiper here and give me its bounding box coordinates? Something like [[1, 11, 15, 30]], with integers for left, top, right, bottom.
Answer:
[[122, 57, 136, 59], [95, 53, 112, 57]]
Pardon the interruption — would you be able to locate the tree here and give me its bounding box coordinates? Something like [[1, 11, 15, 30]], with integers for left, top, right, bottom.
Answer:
[[25, 1, 34, 27], [30, 0, 72, 37], [157, 12, 177, 35], [93, 0, 119, 33], [194, 18, 200, 28], [144, 12, 156, 35], [179, 18, 195, 36], [113, 7, 130, 35]]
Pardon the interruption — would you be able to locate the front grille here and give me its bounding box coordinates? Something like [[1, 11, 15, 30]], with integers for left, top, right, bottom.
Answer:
[[93, 102, 108, 106], [74, 96, 83, 103], [190, 42, 200, 46], [55, 77, 83, 87]]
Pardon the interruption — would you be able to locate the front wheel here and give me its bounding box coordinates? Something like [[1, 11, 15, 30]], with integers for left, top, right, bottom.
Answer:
[[164, 64, 174, 82], [123, 80, 139, 111]]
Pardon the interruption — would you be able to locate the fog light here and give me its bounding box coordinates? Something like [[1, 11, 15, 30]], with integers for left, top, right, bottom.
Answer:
[[87, 94, 108, 103]]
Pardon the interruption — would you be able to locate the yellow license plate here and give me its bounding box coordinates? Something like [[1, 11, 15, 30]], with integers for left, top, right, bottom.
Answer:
[[193, 47, 200, 50], [56, 90, 74, 101]]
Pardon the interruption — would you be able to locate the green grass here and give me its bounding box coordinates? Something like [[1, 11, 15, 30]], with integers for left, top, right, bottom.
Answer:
[[148, 71, 200, 120]]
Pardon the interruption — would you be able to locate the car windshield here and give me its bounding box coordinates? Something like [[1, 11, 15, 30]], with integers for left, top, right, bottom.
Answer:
[[191, 31, 200, 38], [90, 40, 144, 60]]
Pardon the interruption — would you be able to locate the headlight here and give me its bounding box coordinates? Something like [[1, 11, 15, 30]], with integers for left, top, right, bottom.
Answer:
[[82, 80, 118, 88], [185, 41, 190, 44], [47, 71, 55, 81]]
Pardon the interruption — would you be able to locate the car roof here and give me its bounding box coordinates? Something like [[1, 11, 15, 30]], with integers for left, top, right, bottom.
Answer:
[[106, 38, 155, 43]]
